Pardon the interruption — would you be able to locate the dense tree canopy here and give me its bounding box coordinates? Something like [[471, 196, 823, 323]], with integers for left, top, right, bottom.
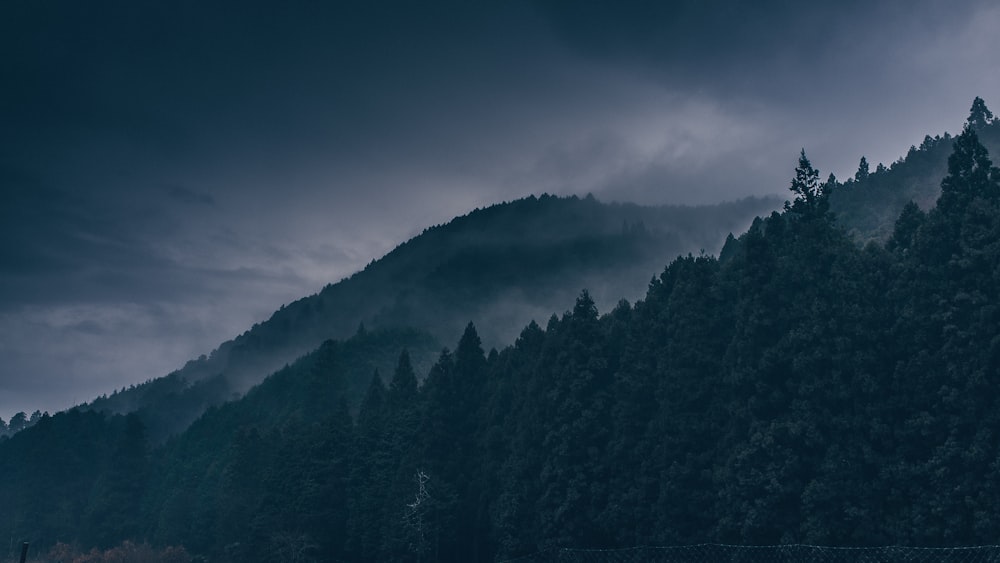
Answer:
[[3, 103, 1000, 562], [80, 193, 778, 441]]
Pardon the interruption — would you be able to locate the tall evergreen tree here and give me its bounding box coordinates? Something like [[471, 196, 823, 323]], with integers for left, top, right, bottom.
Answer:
[[389, 350, 419, 411], [351, 371, 391, 561], [967, 96, 994, 130], [454, 323, 487, 382], [785, 149, 827, 214], [380, 350, 425, 561], [8, 411, 27, 433], [452, 323, 492, 561], [886, 201, 925, 253], [855, 156, 870, 182], [358, 369, 387, 430], [937, 127, 1000, 215]]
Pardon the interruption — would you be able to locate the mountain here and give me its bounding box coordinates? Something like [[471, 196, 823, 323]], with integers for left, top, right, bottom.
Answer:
[[82, 193, 781, 439], [81, 106, 1000, 441], [153, 125, 1000, 561], [78, 101, 1000, 444], [7, 116, 1000, 562], [6, 99, 1000, 562]]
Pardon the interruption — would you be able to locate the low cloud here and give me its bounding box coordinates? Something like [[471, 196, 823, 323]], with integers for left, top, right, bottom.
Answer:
[[2, 0, 999, 418]]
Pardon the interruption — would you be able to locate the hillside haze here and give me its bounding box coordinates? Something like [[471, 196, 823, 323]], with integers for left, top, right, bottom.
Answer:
[[80, 194, 780, 438], [830, 100, 1000, 242], [76, 102, 1000, 442]]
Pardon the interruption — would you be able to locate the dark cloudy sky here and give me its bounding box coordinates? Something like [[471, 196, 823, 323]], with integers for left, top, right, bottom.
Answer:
[[2, 0, 999, 420]]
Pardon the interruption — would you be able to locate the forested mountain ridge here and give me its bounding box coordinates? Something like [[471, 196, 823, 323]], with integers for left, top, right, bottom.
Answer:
[[4, 103, 1000, 562], [77, 99, 1000, 443], [81, 193, 780, 439], [829, 96, 1000, 242]]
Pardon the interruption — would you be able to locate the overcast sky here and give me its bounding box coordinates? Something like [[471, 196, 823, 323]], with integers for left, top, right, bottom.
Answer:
[[2, 0, 999, 420]]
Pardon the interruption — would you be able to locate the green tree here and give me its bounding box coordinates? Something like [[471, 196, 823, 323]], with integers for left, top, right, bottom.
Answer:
[[886, 201, 925, 253], [379, 350, 425, 560], [967, 96, 994, 130], [389, 350, 419, 411], [350, 371, 392, 561], [937, 127, 1000, 216], [855, 156, 870, 182], [785, 150, 827, 214], [358, 369, 387, 431], [9, 411, 27, 433]]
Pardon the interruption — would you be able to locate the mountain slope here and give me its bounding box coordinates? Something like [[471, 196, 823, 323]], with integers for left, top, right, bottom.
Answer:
[[77, 99, 1000, 442], [6, 102, 1000, 560], [830, 101, 1000, 242], [83, 193, 780, 437], [147, 125, 1000, 560], [10, 121, 1000, 561]]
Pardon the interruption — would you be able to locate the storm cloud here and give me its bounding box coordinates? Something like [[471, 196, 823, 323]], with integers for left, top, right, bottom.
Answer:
[[2, 0, 999, 418]]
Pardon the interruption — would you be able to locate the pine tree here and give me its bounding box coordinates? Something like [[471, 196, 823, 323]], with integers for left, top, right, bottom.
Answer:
[[785, 150, 829, 215], [382, 350, 424, 560], [967, 96, 994, 130], [351, 370, 391, 561], [455, 323, 486, 381], [824, 173, 838, 198], [855, 156, 870, 182], [886, 201, 925, 253], [452, 323, 491, 561], [8, 411, 27, 433], [937, 128, 1000, 217], [358, 369, 387, 430], [389, 349, 419, 411]]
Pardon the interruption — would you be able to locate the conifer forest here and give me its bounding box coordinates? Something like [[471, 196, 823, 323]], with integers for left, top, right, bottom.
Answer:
[[3, 101, 1000, 562]]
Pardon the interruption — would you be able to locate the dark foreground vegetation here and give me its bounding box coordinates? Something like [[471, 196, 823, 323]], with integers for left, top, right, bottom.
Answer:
[[26, 541, 191, 563], [2, 101, 999, 562]]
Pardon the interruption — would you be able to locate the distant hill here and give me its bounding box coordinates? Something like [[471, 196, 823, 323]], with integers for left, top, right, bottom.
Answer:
[[83, 193, 780, 438]]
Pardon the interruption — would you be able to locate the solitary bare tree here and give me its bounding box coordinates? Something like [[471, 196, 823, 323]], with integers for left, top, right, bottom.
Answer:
[[403, 470, 431, 561]]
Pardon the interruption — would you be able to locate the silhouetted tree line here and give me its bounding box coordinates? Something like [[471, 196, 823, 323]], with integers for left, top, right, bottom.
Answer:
[[829, 96, 1000, 243], [2, 101, 1000, 562], [0, 409, 45, 439]]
